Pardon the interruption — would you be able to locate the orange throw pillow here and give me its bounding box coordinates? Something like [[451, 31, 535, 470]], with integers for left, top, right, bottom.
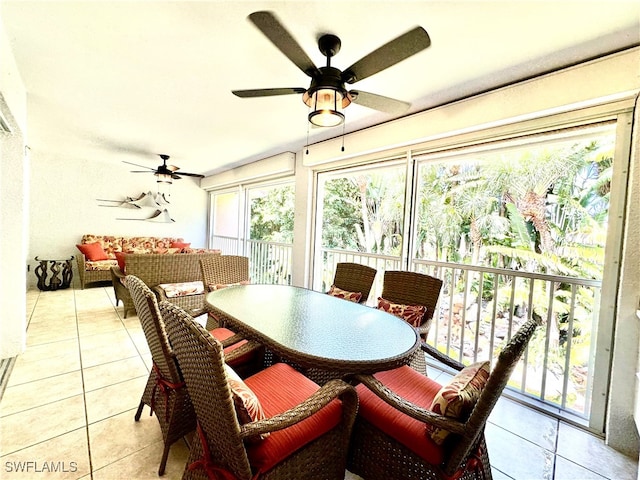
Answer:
[[114, 252, 126, 272], [76, 242, 108, 261]]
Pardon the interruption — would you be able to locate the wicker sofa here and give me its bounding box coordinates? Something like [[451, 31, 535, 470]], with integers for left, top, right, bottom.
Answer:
[[111, 251, 221, 318], [76, 234, 188, 289]]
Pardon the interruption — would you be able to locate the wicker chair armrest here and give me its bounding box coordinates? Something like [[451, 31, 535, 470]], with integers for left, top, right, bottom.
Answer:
[[352, 373, 467, 435], [76, 254, 87, 269], [190, 307, 207, 317], [152, 285, 171, 303], [219, 332, 248, 348], [239, 379, 358, 440], [420, 342, 465, 371], [223, 340, 261, 364], [111, 266, 125, 280]]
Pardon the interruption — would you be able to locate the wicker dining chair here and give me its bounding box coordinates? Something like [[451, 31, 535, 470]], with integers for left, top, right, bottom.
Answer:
[[200, 255, 250, 292], [380, 270, 443, 340], [347, 316, 541, 480], [200, 255, 250, 329], [160, 300, 359, 480], [329, 262, 377, 304], [128, 276, 261, 475]]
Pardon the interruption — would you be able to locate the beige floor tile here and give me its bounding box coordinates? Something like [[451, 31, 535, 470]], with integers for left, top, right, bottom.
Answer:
[[141, 353, 153, 371], [125, 326, 151, 356], [76, 316, 125, 337], [82, 356, 149, 393], [78, 328, 133, 350], [0, 428, 91, 479], [84, 376, 148, 424], [8, 351, 81, 386], [79, 329, 139, 368], [0, 395, 86, 456], [1, 371, 83, 416], [27, 321, 78, 346], [88, 409, 164, 471], [16, 338, 78, 364], [91, 439, 189, 480], [28, 312, 77, 326]]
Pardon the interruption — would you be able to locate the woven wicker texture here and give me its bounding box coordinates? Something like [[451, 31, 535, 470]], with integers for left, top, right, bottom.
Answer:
[[381, 270, 443, 339], [331, 262, 377, 304], [110, 267, 136, 318], [200, 255, 250, 290], [160, 300, 359, 480], [127, 275, 197, 476], [347, 316, 540, 480], [381, 270, 443, 374], [112, 253, 221, 317], [76, 253, 113, 288], [200, 255, 250, 330]]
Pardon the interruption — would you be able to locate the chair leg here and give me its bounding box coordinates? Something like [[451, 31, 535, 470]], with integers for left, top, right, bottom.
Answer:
[[134, 400, 145, 421], [158, 443, 170, 476]]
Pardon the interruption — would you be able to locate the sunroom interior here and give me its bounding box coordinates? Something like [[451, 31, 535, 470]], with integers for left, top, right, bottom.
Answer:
[[1, 2, 639, 478]]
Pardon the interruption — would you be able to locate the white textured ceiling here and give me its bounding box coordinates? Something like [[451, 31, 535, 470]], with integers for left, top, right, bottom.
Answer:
[[1, 1, 639, 177]]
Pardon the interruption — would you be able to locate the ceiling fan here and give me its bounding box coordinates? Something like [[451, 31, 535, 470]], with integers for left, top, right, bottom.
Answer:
[[232, 11, 431, 127], [124, 154, 204, 180]]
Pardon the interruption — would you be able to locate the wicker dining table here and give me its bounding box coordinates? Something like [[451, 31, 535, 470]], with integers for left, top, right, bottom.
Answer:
[[205, 284, 420, 381]]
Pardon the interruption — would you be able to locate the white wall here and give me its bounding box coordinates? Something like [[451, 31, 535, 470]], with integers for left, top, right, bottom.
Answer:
[[27, 151, 208, 289], [0, 15, 27, 359]]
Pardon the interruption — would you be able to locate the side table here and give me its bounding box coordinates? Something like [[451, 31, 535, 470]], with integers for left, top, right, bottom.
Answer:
[[34, 256, 74, 291]]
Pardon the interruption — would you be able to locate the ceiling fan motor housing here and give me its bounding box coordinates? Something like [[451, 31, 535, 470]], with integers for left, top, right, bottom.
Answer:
[[302, 67, 352, 108]]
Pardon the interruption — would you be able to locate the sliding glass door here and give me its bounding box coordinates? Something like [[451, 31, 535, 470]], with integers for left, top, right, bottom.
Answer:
[[312, 120, 625, 430], [209, 180, 295, 284]]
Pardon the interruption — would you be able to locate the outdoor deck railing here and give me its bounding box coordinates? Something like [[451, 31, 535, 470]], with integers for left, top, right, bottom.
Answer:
[[210, 236, 293, 285], [321, 248, 601, 420], [209, 238, 600, 420]]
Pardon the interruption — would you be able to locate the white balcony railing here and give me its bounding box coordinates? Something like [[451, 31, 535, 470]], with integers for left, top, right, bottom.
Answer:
[[211, 238, 600, 420], [321, 248, 601, 420]]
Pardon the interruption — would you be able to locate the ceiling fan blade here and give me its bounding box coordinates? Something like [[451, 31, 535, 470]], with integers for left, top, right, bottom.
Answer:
[[167, 165, 180, 172], [342, 26, 431, 84], [233, 87, 307, 98], [248, 11, 319, 77], [123, 161, 155, 171], [349, 90, 411, 115], [175, 172, 205, 178], [130, 170, 153, 173]]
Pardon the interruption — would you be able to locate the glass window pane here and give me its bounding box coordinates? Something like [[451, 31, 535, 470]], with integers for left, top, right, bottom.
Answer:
[[213, 191, 239, 238]]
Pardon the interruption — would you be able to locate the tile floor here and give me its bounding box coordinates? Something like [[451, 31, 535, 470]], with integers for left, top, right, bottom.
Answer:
[[0, 285, 637, 479]]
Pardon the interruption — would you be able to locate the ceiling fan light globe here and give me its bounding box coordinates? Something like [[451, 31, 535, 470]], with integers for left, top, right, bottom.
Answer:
[[305, 87, 347, 127], [155, 172, 173, 184], [309, 109, 344, 127]]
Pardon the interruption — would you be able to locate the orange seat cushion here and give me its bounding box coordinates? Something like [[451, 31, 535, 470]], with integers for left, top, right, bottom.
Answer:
[[210, 327, 256, 366], [245, 363, 343, 474], [356, 365, 445, 465]]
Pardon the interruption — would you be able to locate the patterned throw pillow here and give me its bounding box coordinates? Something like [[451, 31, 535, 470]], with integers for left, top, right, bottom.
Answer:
[[427, 361, 490, 445], [210, 280, 251, 291], [224, 364, 269, 440], [327, 284, 363, 303], [377, 297, 427, 327], [158, 281, 205, 298]]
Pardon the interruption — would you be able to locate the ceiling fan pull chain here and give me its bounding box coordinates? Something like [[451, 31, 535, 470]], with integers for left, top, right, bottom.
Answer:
[[305, 108, 311, 155], [341, 122, 345, 152]]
